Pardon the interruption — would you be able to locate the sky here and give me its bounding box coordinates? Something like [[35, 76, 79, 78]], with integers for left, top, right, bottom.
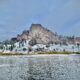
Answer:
[[0, 0, 80, 41]]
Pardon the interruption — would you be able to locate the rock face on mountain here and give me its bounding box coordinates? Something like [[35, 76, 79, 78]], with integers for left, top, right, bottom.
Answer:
[[17, 30, 30, 41], [29, 24, 59, 44], [17, 24, 60, 44]]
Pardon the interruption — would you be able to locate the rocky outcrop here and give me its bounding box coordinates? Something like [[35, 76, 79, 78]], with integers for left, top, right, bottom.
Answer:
[[17, 30, 30, 41], [29, 24, 59, 44], [16, 24, 60, 44]]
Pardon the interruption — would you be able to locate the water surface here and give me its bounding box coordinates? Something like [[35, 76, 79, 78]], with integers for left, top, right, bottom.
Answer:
[[0, 54, 80, 80]]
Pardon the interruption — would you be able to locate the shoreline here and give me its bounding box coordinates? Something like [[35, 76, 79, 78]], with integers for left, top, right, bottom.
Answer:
[[0, 54, 75, 58], [0, 51, 80, 56]]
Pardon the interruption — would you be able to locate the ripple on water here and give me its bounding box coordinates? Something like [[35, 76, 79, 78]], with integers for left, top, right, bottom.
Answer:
[[0, 54, 80, 80]]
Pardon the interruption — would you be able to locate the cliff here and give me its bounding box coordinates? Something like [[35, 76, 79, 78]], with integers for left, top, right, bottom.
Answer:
[[16, 24, 60, 44]]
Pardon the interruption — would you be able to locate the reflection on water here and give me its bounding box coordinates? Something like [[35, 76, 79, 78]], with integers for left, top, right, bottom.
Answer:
[[0, 54, 80, 80]]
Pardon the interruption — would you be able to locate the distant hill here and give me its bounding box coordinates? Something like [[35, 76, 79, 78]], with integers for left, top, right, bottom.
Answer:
[[16, 24, 60, 44], [1, 24, 80, 46]]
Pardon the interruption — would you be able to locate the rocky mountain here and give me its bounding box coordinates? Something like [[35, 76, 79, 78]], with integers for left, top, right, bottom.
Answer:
[[17, 30, 30, 41], [29, 24, 59, 44], [16, 24, 60, 45], [2, 24, 80, 47]]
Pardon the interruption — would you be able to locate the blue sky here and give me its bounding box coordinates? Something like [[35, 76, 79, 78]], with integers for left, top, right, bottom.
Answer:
[[0, 0, 80, 41]]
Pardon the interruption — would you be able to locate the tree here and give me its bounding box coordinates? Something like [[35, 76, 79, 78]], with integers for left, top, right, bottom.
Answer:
[[77, 43, 80, 52], [72, 46, 74, 53], [9, 44, 15, 51], [23, 48, 27, 51], [0, 45, 3, 50]]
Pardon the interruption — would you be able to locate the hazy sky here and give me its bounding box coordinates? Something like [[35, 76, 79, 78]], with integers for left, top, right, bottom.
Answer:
[[0, 0, 80, 41]]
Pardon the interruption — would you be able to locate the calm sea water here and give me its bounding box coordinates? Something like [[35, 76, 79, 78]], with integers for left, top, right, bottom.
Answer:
[[0, 54, 80, 80]]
